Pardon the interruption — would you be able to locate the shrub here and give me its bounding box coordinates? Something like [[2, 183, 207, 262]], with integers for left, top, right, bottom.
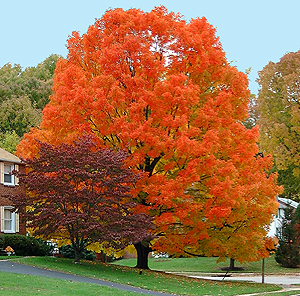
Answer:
[[275, 242, 300, 268], [59, 244, 96, 261], [0, 234, 52, 256]]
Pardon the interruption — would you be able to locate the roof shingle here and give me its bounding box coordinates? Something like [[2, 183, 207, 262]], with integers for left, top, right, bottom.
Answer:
[[0, 148, 21, 164]]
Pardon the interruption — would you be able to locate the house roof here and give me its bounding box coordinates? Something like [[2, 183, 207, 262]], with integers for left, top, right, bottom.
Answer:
[[278, 197, 299, 209], [0, 148, 21, 164]]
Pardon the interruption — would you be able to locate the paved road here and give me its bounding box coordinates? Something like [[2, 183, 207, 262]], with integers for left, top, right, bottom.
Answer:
[[187, 273, 300, 285], [0, 260, 178, 296]]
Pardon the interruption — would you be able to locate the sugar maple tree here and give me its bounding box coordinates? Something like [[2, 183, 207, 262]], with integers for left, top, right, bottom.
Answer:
[[18, 6, 281, 268], [14, 136, 152, 263]]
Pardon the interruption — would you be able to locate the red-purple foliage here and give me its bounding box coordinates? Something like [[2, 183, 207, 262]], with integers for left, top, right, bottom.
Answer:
[[14, 136, 153, 262]]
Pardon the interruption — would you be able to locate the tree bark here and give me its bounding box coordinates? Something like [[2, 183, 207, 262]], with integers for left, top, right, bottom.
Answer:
[[134, 241, 152, 269], [229, 258, 235, 270], [73, 245, 81, 263]]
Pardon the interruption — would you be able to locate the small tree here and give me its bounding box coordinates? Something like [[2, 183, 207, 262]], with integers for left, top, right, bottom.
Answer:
[[14, 136, 153, 263], [275, 204, 300, 268]]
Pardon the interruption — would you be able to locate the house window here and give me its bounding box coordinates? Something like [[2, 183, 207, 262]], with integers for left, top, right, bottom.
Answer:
[[4, 208, 13, 232], [1, 163, 18, 186], [0, 206, 19, 233], [4, 164, 14, 185]]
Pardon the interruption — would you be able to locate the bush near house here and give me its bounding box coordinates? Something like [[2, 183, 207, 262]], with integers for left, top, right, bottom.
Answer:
[[0, 234, 53, 256], [59, 244, 96, 261]]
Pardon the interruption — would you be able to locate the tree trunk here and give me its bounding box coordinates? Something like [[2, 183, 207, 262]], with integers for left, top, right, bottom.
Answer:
[[229, 258, 235, 270], [73, 246, 81, 263], [134, 241, 152, 269]]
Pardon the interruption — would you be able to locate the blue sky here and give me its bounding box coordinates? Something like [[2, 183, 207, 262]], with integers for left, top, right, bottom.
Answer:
[[1, 0, 299, 94]]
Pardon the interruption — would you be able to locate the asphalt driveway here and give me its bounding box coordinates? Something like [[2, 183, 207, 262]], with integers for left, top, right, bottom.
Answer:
[[0, 260, 177, 296]]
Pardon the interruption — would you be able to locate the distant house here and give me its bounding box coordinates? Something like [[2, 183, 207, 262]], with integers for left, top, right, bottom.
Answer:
[[268, 197, 299, 237], [0, 148, 26, 235]]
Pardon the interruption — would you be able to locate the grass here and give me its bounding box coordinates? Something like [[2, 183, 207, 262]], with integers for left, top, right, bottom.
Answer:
[[112, 255, 300, 275], [0, 256, 23, 260], [5, 256, 286, 296], [0, 271, 138, 296]]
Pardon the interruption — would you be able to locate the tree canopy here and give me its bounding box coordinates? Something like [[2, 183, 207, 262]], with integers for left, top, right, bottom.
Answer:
[[18, 6, 281, 267], [0, 54, 59, 108], [0, 54, 60, 153], [257, 50, 300, 199], [0, 95, 42, 137], [14, 136, 152, 262]]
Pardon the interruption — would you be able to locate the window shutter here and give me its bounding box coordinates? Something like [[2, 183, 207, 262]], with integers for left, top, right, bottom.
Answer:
[[0, 163, 4, 184], [14, 164, 19, 185], [15, 212, 19, 233], [0, 206, 4, 232]]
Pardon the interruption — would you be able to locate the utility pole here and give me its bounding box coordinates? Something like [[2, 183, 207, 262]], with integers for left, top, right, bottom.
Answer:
[[262, 258, 265, 283]]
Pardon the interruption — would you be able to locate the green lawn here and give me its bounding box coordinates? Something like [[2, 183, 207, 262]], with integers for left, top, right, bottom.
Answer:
[[112, 255, 300, 274], [0, 271, 138, 296], [4, 256, 290, 296]]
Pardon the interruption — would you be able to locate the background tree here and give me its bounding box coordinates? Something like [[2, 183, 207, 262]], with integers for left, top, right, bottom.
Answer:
[[0, 54, 59, 108], [243, 94, 259, 129], [275, 204, 300, 268], [274, 164, 300, 202], [0, 63, 23, 102], [257, 50, 300, 200], [18, 7, 281, 268], [0, 131, 20, 154], [14, 136, 152, 263], [0, 54, 60, 152], [0, 96, 42, 136]]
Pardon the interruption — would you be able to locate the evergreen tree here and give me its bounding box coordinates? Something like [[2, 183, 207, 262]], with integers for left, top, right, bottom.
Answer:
[[275, 204, 300, 268]]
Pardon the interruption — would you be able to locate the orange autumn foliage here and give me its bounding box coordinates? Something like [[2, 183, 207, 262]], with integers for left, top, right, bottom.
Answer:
[[17, 6, 281, 263]]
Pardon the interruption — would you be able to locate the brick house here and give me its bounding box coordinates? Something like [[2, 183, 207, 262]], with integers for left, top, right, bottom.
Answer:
[[0, 148, 26, 235]]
